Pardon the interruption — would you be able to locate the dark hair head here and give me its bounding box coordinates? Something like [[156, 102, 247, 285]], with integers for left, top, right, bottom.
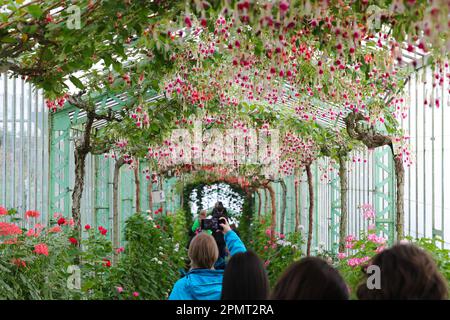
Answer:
[[357, 243, 448, 300], [217, 202, 224, 210], [272, 257, 349, 300], [221, 250, 269, 300]]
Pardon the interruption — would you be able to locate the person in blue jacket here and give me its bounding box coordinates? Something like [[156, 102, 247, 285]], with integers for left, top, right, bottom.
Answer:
[[169, 217, 246, 300]]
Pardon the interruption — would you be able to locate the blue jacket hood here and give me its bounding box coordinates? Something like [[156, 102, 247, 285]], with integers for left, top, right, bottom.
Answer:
[[185, 269, 224, 300]]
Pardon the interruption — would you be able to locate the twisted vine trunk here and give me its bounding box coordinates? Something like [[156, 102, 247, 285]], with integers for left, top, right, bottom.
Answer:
[[338, 156, 348, 253], [344, 111, 405, 240], [294, 173, 300, 231], [267, 184, 276, 239], [113, 157, 125, 264], [256, 189, 262, 217], [134, 159, 141, 213], [394, 155, 405, 240], [279, 179, 287, 235], [306, 164, 314, 256], [264, 188, 268, 214], [71, 112, 94, 243], [148, 167, 153, 213]]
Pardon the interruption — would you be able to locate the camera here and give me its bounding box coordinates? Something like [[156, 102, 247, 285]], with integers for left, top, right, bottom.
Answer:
[[201, 217, 226, 232]]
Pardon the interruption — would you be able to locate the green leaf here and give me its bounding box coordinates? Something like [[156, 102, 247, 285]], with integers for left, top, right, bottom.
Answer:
[[26, 5, 43, 19], [69, 76, 85, 90]]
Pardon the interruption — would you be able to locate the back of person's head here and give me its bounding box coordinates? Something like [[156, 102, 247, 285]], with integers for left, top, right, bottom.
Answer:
[[217, 202, 224, 211], [357, 243, 448, 300], [188, 232, 219, 269], [272, 257, 349, 300], [221, 250, 269, 300]]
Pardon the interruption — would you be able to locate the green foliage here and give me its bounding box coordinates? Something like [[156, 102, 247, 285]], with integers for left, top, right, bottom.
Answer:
[[167, 208, 190, 250], [111, 213, 186, 300], [407, 237, 450, 287], [0, 210, 186, 300], [336, 231, 450, 299], [248, 215, 303, 287]]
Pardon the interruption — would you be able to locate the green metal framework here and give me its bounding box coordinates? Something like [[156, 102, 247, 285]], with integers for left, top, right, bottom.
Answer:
[[329, 162, 341, 254], [373, 146, 396, 244]]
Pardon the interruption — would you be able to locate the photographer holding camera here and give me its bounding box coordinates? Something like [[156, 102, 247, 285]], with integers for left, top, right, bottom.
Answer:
[[211, 202, 228, 269], [169, 217, 246, 300], [191, 210, 212, 236]]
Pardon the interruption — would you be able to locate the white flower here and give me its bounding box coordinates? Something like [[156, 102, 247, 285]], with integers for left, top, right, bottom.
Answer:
[[298, 225, 305, 232], [158, 261, 163, 265], [147, 215, 153, 221], [159, 252, 164, 256]]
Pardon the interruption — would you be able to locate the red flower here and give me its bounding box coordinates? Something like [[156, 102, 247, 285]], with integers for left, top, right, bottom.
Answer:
[[0, 206, 8, 216], [57, 217, 66, 225], [98, 226, 108, 235], [103, 259, 111, 267], [11, 258, 26, 268], [69, 237, 78, 245], [0, 222, 22, 236], [84, 224, 91, 231], [25, 210, 40, 219], [34, 243, 49, 256]]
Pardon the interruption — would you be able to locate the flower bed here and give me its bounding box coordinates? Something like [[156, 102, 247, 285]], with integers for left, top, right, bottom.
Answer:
[[0, 207, 186, 300]]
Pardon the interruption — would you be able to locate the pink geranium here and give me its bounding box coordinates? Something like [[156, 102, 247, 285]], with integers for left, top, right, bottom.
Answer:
[[337, 252, 347, 259], [0, 206, 8, 215], [48, 225, 62, 233], [0, 222, 22, 236], [33, 243, 49, 256], [25, 210, 40, 219]]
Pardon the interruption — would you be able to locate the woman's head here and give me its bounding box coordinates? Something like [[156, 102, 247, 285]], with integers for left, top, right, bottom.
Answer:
[[188, 232, 219, 269], [199, 210, 207, 220], [216, 202, 224, 211], [221, 250, 269, 300], [272, 257, 349, 300], [357, 243, 448, 300]]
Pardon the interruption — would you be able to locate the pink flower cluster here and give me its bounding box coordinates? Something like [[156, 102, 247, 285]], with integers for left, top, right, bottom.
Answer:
[[0, 222, 23, 237], [361, 203, 375, 220], [367, 233, 386, 245], [347, 256, 370, 267], [33, 243, 49, 256]]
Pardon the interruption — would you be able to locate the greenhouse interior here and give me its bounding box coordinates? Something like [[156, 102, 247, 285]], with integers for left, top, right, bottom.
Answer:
[[1, 0, 450, 305]]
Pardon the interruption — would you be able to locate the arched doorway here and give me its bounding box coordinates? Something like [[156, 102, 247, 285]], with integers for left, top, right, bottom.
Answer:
[[188, 182, 245, 226]]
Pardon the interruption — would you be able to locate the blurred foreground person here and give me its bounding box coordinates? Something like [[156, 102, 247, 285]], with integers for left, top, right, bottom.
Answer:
[[357, 243, 448, 300], [221, 250, 269, 300], [272, 257, 349, 300]]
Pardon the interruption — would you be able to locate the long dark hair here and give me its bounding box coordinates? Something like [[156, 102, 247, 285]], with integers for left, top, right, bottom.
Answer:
[[221, 250, 269, 300], [357, 243, 448, 300], [272, 257, 349, 300]]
